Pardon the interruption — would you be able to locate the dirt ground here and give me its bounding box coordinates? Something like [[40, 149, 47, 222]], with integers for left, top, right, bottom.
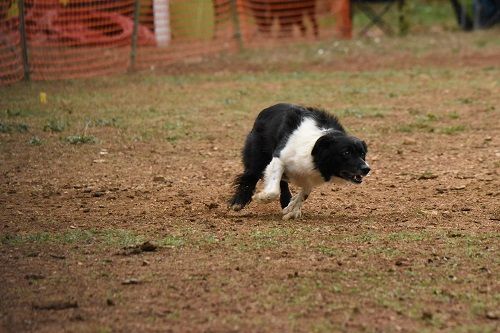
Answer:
[[1, 31, 499, 332]]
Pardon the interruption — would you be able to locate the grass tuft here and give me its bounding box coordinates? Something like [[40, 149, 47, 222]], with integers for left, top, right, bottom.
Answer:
[[64, 135, 97, 144], [44, 119, 67, 133]]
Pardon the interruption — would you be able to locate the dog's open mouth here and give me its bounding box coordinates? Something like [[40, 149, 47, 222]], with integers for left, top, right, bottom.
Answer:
[[340, 171, 364, 184]]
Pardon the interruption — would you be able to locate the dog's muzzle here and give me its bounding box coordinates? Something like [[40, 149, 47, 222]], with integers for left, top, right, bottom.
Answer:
[[340, 165, 370, 184]]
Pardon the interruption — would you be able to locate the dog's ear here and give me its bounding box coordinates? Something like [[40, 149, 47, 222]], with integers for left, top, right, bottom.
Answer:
[[312, 135, 334, 156], [362, 140, 368, 153]]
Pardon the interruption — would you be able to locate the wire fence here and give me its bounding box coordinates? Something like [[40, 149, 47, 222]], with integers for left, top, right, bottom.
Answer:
[[1, 0, 351, 85]]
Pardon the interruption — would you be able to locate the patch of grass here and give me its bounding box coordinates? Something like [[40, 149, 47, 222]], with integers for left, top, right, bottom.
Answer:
[[1, 230, 93, 246], [317, 245, 340, 257], [0, 229, 145, 247], [440, 125, 466, 135], [397, 112, 443, 133], [64, 135, 97, 144], [43, 118, 67, 132], [5, 109, 24, 117], [92, 118, 119, 128], [159, 235, 185, 248], [336, 107, 386, 119], [387, 231, 426, 242], [100, 229, 145, 247], [28, 136, 42, 145], [0, 122, 29, 133], [458, 97, 474, 105]]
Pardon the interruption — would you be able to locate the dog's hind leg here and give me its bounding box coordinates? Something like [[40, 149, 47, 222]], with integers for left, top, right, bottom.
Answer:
[[229, 132, 271, 211], [279, 181, 292, 209], [229, 172, 260, 211]]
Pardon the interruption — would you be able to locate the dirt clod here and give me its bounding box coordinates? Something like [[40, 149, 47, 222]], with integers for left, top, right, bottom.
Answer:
[[32, 300, 78, 311]]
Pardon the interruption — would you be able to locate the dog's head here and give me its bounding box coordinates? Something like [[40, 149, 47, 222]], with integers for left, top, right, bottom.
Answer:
[[312, 132, 370, 183]]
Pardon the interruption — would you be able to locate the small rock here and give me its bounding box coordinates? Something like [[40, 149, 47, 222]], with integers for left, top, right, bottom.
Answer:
[[140, 241, 157, 252], [122, 278, 141, 285], [418, 172, 438, 180], [436, 187, 447, 194], [421, 311, 433, 320], [49, 253, 66, 260], [205, 203, 219, 209], [485, 311, 499, 320], [402, 138, 417, 145], [153, 175, 166, 182]]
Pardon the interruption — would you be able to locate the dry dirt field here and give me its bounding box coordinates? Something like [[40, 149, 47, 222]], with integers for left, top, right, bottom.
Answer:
[[1, 31, 499, 332]]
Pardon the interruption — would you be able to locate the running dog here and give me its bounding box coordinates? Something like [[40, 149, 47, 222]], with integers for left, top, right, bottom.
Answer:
[[229, 103, 370, 220]]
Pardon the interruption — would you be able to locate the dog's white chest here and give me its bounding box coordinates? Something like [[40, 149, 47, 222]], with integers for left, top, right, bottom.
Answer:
[[279, 118, 326, 188]]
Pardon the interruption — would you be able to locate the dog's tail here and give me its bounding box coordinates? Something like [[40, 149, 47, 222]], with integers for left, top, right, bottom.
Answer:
[[228, 173, 259, 211]]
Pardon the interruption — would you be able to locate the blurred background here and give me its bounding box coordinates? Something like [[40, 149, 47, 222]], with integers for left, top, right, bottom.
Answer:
[[1, 0, 499, 85]]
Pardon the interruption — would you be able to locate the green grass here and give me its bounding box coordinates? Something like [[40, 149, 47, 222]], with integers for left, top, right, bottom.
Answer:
[[0, 121, 29, 133], [0, 229, 145, 247], [43, 118, 67, 133], [64, 135, 98, 144]]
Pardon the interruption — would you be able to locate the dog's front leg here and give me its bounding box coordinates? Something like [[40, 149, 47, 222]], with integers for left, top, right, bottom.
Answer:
[[253, 157, 284, 203], [282, 188, 311, 220]]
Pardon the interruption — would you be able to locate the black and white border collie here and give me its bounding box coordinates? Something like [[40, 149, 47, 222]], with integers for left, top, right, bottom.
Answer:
[[229, 103, 370, 220]]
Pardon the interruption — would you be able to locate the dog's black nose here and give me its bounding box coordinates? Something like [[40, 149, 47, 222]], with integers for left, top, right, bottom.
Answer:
[[361, 165, 371, 176]]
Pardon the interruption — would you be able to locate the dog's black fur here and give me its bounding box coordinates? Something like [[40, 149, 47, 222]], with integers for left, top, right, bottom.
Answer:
[[229, 103, 369, 212]]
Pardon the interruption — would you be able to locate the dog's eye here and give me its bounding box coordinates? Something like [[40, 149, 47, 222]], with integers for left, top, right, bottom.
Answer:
[[343, 151, 351, 156]]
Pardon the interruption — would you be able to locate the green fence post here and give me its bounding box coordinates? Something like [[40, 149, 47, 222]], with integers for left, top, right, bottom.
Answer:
[[230, 0, 243, 50], [130, 0, 141, 71], [18, 0, 30, 81]]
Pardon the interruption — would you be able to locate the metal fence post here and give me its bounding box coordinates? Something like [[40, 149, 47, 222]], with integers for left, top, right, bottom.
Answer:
[[130, 0, 141, 71], [18, 0, 30, 81], [230, 0, 243, 50], [398, 0, 408, 36]]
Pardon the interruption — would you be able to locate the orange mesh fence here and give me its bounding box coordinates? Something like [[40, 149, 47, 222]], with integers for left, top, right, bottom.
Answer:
[[238, 0, 350, 45], [25, 0, 135, 80], [0, 1, 23, 85], [134, 0, 237, 70], [0, 0, 350, 85]]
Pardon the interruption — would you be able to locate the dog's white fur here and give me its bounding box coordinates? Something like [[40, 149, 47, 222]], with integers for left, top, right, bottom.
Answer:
[[253, 118, 330, 220]]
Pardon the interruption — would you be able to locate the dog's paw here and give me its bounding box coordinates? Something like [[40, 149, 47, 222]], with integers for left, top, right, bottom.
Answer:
[[283, 207, 302, 220], [229, 203, 243, 211], [253, 191, 279, 203], [282, 195, 303, 220], [282, 195, 300, 214]]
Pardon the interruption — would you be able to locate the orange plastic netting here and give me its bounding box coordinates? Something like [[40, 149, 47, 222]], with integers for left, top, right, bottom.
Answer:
[[0, 1, 23, 85], [0, 0, 350, 85]]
